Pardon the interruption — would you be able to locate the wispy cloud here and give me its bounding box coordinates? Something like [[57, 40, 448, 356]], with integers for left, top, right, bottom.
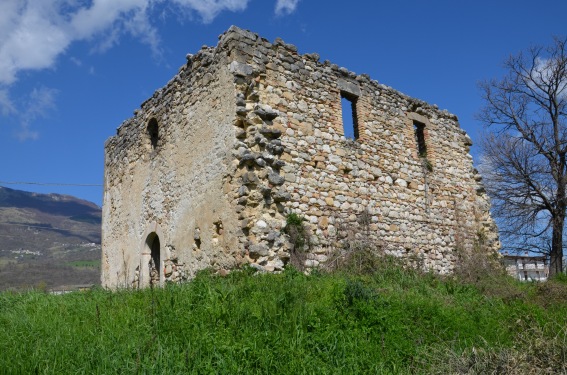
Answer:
[[0, 86, 58, 141], [70, 57, 82, 67], [15, 126, 38, 141], [275, 0, 300, 16], [15, 86, 59, 141], [172, 0, 249, 24], [0, 89, 16, 115]]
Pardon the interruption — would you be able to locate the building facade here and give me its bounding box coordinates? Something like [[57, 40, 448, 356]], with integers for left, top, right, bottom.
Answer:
[[101, 26, 499, 288], [503, 253, 548, 281]]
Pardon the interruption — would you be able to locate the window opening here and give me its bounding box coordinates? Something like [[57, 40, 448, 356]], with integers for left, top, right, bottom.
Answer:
[[147, 118, 159, 149], [341, 93, 359, 139], [414, 121, 427, 157]]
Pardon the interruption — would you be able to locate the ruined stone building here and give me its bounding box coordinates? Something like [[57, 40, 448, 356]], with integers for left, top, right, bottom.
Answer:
[[101, 26, 499, 288]]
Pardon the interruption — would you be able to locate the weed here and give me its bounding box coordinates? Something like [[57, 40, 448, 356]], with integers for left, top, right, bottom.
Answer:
[[417, 323, 567, 374], [282, 212, 311, 269], [550, 272, 567, 283], [420, 155, 433, 172], [343, 279, 376, 306]]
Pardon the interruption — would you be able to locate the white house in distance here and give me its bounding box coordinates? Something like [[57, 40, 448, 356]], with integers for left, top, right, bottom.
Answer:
[[502, 252, 548, 282]]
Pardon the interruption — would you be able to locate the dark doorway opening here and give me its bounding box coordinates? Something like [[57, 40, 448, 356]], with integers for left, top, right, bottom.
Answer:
[[148, 234, 160, 286]]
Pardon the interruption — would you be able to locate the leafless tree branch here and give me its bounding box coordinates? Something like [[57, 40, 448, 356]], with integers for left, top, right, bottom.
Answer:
[[478, 37, 567, 276]]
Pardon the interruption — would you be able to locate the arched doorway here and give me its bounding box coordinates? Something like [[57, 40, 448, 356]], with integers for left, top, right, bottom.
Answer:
[[140, 222, 164, 288], [148, 233, 160, 286], [141, 232, 161, 288]]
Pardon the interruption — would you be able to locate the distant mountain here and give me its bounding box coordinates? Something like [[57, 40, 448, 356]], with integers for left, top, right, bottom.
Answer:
[[0, 186, 101, 291]]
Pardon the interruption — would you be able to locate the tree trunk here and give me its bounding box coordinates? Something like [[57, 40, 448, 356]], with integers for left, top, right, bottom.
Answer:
[[549, 212, 565, 277], [550, 171, 566, 277]]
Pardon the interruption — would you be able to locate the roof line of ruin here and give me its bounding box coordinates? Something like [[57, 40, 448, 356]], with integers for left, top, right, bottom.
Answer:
[[127, 25, 462, 134]]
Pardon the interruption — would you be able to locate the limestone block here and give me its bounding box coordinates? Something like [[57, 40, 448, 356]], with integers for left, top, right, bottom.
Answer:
[[337, 79, 361, 97], [268, 172, 285, 185], [304, 259, 319, 268], [229, 61, 253, 77], [249, 244, 269, 258]]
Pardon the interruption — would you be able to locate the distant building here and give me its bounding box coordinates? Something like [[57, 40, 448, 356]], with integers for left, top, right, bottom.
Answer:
[[503, 253, 548, 281]]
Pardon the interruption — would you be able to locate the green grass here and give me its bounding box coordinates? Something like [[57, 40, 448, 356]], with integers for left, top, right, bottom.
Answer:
[[0, 258, 14, 267], [0, 261, 566, 374], [69, 214, 102, 225], [66, 260, 101, 268]]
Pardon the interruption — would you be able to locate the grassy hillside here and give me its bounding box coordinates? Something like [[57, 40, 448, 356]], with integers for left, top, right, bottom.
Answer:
[[1, 257, 565, 374]]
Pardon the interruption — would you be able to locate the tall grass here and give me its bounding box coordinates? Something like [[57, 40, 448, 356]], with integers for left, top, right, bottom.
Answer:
[[1, 260, 566, 374]]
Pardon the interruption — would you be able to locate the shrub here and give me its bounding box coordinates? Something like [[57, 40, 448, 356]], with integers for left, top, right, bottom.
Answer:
[[417, 323, 567, 374], [282, 212, 311, 269]]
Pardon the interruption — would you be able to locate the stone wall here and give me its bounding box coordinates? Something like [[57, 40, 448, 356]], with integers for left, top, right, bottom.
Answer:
[[102, 38, 243, 288], [102, 26, 499, 288]]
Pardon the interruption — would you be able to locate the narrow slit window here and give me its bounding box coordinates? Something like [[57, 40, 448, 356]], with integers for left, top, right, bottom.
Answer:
[[341, 93, 359, 139], [147, 118, 159, 149], [414, 121, 427, 157]]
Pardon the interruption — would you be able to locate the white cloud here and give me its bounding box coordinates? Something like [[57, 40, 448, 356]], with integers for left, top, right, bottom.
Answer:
[[0, 0, 255, 86], [0, 0, 299, 85], [0, 89, 16, 115], [172, 0, 249, 23], [123, 2, 162, 56], [70, 0, 148, 40], [1, 86, 58, 141], [275, 0, 300, 16], [15, 86, 58, 141], [23, 86, 58, 123], [0, 1, 72, 85], [0, 0, 298, 139]]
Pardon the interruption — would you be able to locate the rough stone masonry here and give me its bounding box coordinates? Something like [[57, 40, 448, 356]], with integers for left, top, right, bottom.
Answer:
[[101, 26, 499, 288]]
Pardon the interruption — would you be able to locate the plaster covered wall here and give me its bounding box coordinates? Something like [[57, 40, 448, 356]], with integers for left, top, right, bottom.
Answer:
[[102, 40, 242, 288], [102, 26, 499, 288]]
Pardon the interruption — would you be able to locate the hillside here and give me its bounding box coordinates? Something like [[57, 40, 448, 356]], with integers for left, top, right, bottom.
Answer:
[[0, 186, 101, 290]]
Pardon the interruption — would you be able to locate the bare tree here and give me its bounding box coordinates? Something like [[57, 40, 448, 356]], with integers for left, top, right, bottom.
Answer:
[[478, 37, 567, 277]]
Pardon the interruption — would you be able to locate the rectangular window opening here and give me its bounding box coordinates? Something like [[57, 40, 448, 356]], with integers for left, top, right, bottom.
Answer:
[[341, 93, 359, 140], [414, 121, 427, 157]]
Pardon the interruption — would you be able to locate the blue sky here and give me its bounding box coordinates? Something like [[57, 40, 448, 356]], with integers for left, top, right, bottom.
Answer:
[[1, 0, 566, 207]]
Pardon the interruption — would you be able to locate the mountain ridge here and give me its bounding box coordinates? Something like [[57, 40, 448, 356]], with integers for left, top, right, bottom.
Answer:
[[0, 186, 101, 290]]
